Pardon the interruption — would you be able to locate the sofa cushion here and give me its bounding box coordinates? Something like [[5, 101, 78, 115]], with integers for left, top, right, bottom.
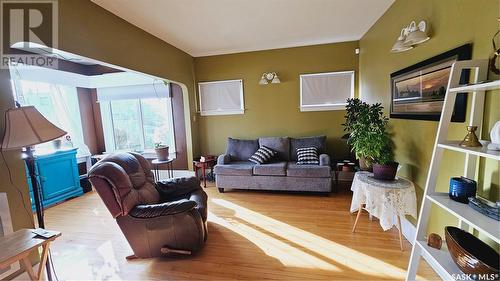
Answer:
[[249, 146, 277, 164], [253, 161, 287, 176], [226, 138, 259, 161], [214, 161, 256, 176], [286, 162, 331, 178], [296, 147, 320, 165], [259, 137, 290, 161], [290, 135, 327, 161]]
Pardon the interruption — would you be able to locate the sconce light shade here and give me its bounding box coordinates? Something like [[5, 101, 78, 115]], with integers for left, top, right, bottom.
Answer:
[[391, 28, 413, 53], [259, 72, 280, 85], [259, 76, 269, 85], [403, 21, 430, 46]]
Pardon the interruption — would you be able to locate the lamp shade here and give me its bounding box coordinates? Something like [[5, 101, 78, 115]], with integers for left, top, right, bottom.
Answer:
[[1, 106, 67, 150]]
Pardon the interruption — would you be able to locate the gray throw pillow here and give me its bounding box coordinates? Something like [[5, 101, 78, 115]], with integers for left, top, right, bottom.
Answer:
[[226, 138, 259, 161]]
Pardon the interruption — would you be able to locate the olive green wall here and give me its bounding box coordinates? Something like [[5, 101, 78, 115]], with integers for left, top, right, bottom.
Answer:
[[194, 42, 359, 158], [0, 0, 198, 244], [359, 0, 499, 238]]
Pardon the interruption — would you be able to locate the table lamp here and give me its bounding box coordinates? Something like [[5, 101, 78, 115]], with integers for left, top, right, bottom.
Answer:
[[1, 105, 67, 229]]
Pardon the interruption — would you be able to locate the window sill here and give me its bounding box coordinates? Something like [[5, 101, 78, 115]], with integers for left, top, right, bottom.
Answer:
[[300, 104, 347, 112], [200, 109, 245, 116]]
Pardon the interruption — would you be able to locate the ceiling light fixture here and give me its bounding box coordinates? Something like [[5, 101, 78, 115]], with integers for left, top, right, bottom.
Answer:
[[391, 20, 430, 53], [259, 72, 280, 85]]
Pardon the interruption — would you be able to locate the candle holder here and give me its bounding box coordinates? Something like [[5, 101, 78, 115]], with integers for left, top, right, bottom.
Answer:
[[459, 126, 482, 147]]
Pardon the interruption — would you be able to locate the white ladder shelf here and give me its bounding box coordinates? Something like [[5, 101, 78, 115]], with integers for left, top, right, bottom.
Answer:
[[406, 59, 500, 280]]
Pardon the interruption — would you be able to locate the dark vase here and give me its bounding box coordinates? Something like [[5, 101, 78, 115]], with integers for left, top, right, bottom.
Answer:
[[449, 177, 476, 204], [373, 162, 399, 180]]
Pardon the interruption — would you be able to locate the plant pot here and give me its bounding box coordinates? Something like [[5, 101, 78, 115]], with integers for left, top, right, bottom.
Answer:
[[373, 162, 399, 180], [155, 146, 169, 161], [359, 156, 372, 172]]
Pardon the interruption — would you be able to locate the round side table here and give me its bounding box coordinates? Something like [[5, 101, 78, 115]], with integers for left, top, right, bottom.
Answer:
[[193, 159, 216, 188], [152, 158, 174, 181], [350, 171, 417, 251]]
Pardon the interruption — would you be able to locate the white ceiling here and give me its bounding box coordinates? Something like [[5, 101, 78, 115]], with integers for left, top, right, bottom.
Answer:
[[92, 0, 394, 57]]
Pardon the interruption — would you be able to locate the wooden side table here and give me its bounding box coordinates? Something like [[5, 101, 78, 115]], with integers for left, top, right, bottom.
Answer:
[[152, 159, 174, 181], [0, 229, 61, 281], [193, 159, 216, 188], [350, 171, 417, 251]]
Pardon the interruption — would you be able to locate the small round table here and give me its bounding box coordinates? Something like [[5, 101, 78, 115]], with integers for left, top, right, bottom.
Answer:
[[193, 159, 216, 188], [350, 171, 417, 251], [152, 158, 174, 181]]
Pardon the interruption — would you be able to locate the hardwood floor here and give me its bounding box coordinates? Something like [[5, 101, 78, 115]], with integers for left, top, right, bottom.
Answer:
[[35, 182, 437, 280]]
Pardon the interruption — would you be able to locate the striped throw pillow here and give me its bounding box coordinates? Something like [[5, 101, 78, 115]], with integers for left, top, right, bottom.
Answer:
[[249, 146, 277, 164], [296, 147, 319, 165]]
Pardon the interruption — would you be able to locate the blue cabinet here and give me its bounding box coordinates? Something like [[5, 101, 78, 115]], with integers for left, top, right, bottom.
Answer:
[[26, 148, 83, 210]]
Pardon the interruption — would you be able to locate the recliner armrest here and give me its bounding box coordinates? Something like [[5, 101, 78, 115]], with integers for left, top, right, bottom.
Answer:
[[217, 154, 231, 165], [129, 199, 197, 218], [319, 154, 330, 167]]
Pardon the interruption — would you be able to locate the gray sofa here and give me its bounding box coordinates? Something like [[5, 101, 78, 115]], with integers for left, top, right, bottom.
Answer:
[[214, 136, 332, 193]]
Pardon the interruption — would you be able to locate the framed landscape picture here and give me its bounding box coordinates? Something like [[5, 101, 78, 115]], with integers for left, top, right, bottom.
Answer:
[[390, 44, 472, 121]]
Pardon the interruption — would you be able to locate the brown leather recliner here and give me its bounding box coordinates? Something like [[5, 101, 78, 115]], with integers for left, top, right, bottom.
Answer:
[[88, 152, 208, 259]]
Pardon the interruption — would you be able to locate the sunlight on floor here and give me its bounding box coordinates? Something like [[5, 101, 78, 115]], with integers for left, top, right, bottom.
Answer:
[[212, 198, 423, 280], [210, 212, 338, 271], [50, 241, 122, 280]]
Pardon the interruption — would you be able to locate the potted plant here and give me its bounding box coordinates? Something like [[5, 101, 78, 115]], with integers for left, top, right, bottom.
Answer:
[[343, 98, 398, 180], [154, 143, 169, 161]]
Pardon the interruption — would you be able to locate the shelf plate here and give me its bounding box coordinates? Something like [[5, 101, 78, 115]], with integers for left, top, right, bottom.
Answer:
[[449, 80, 500, 93], [437, 141, 500, 161], [417, 240, 462, 280], [427, 193, 500, 243]]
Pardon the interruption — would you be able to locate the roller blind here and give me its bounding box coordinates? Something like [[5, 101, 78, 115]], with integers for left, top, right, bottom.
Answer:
[[300, 71, 354, 111], [97, 83, 170, 102], [198, 79, 244, 116]]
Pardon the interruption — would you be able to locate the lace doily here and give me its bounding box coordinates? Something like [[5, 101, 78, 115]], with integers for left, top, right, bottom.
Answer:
[[350, 171, 417, 231]]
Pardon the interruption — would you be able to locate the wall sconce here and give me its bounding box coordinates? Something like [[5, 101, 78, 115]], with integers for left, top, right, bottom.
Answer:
[[391, 20, 430, 53], [259, 72, 281, 85]]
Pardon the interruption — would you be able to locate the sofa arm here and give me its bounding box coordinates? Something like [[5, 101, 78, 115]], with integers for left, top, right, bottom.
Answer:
[[129, 199, 197, 218], [319, 154, 330, 167], [217, 154, 231, 165]]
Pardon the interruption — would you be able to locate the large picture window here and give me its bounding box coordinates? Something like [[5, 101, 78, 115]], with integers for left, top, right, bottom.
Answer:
[[198, 79, 244, 116], [98, 82, 175, 153], [10, 79, 89, 156], [300, 71, 355, 111]]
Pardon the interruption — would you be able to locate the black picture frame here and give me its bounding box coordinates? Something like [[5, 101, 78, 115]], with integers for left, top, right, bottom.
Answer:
[[390, 44, 472, 122]]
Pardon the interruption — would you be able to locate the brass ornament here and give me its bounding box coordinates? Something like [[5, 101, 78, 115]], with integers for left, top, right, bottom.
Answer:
[[459, 126, 482, 147]]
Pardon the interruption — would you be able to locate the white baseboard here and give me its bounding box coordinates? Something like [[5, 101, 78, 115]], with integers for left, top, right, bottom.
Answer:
[[397, 215, 417, 244]]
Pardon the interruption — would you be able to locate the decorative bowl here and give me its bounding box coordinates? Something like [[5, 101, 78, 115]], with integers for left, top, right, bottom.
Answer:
[[444, 226, 499, 276]]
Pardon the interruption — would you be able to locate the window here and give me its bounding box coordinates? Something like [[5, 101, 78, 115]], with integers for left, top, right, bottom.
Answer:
[[300, 71, 355, 111], [100, 97, 175, 152], [198, 79, 244, 116], [10, 79, 89, 156]]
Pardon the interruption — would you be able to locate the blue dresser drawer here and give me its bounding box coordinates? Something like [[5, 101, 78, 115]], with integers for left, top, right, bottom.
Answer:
[[26, 148, 83, 210]]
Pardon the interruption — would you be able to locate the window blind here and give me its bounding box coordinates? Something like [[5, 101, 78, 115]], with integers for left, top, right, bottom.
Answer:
[[97, 82, 170, 102], [300, 71, 355, 111], [198, 79, 244, 116]]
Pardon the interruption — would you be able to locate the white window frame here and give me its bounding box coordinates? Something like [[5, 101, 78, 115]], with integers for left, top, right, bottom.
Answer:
[[299, 71, 355, 112], [100, 98, 176, 153], [198, 79, 245, 116]]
